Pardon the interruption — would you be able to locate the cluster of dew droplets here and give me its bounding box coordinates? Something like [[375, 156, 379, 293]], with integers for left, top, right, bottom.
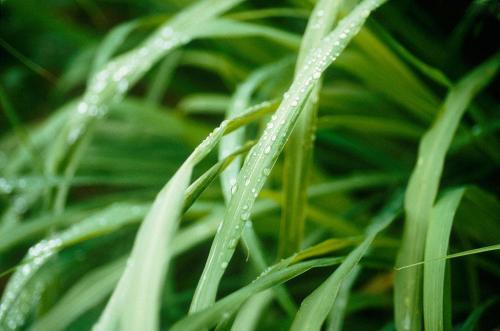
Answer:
[[191, 120, 228, 165], [0, 203, 147, 327], [296, 1, 375, 93], [235, 0, 381, 252], [69, 24, 190, 145], [0, 237, 63, 330], [311, 9, 326, 30], [214, 110, 286, 273], [202, 0, 384, 293], [0, 178, 13, 195], [0, 204, 148, 329]]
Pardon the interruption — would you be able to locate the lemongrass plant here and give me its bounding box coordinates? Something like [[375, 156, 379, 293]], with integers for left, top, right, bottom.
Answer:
[[1, 0, 499, 330]]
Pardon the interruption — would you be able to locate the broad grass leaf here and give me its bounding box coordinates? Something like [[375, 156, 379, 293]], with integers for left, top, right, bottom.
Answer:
[[395, 54, 499, 331]]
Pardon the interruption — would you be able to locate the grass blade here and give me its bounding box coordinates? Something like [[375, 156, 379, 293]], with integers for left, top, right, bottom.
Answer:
[[327, 265, 360, 331], [174, 257, 344, 331], [290, 192, 402, 331], [424, 188, 465, 331], [28, 210, 223, 331], [280, 0, 342, 258], [46, 0, 244, 213], [394, 54, 499, 331], [92, 96, 280, 331], [190, 0, 389, 313], [0, 203, 148, 330], [229, 290, 273, 331], [218, 59, 297, 316], [28, 258, 126, 331]]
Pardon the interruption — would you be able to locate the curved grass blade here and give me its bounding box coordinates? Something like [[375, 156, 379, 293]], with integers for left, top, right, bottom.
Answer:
[[394, 54, 499, 331], [190, 0, 389, 313], [173, 257, 344, 331], [0, 138, 254, 256], [219, 59, 291, 202], [0, 38, 57, 83], [92, 165, 192, 331], [146, 50, 181, 104], [290, 191, 402, 331], [396, 244, 500, 271], [48, 14, 301, 213], [327, 265, 360, 331], [184, 141, 255, 212], [0, 202, 148, 331], [217, 58, 297, 316], [28, 258, 126, 331], [178, 93, 231, 114], [92, 98, 280, 331], [0, 100, 272, 330], [229, 290, 273, 331], [227, 8, 309, 21], [46, 0, 245, 213], [28, 210, 223, 331], [280, 0, 342, 258], [89, 20, 140, 80], [423, 187, 465, 331]]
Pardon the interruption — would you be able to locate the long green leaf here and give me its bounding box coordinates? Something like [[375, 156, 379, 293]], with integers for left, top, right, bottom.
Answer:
[[92, 98, 279, 331], [395, 54, 499, 331], [28, 210, 223, 331], [0, 203, 148, 331], [280, 0, 342, 258], [46, 0, 245, 213], [174, 257, 344, 331], [424, 188, 465, 331], [190, 0, 389, 313], [229, 290, 273, 331], [290, 192, 402, 331]]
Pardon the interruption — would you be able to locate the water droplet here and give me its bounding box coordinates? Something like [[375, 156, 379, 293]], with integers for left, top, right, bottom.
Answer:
[[241, 212, 250, 220], [264, 146, 271, 154], [221, 261, 228, 269], [67, 126, 83, 144], [0, 178, 13, 194], [161, 26, 174, 38], [113, 67, 128, 81], [231, 184, 237, 195], [117, 80, 129, 93], [77, 103, 88, 114]]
